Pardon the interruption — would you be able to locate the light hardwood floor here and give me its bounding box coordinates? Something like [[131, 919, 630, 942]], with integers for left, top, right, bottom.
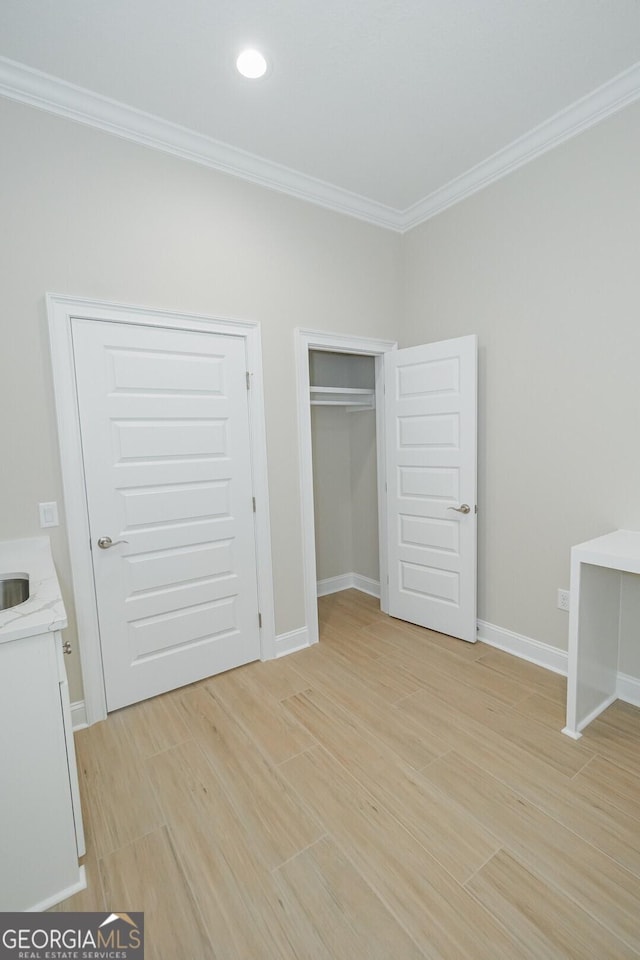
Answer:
[[55, 589, 640, 959]]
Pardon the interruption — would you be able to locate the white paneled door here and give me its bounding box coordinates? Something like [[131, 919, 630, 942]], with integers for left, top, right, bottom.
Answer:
[[384, 336, 477, 642], [72, 319, 260, 710]]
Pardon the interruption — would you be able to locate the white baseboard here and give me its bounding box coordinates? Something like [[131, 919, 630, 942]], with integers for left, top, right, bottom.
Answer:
[[71, 700, 88, 731], [477, 620, 569, 676], [352, 574, 381, 598], [616, 672, 640, 708], [317, 574, 355, 597], [28, 865, 87, 912], [274, 626, 310, 658], [275, 575, 380, 662], [71, 619, 640, 721], [478, 620, 640, 709], [71, 632, 313, 726], [317, 573, 380, 598]]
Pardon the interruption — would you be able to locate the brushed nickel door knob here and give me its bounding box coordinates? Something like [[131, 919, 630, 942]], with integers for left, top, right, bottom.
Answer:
[[97, 536, 129, 549]]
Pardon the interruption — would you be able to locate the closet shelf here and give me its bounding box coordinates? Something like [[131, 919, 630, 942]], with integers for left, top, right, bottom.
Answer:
[[310, 386, 375, 411]]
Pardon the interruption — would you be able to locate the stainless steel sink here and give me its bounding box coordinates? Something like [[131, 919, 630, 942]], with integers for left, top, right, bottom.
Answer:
[[0, 574, 30, 611]]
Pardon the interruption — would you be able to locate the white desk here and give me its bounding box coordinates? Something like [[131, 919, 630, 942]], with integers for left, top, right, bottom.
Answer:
[[563, 529, 640, 739]]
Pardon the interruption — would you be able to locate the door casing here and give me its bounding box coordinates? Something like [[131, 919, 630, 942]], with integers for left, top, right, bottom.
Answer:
[[295, 329, 397, 646], [48, 295, 274, 725]]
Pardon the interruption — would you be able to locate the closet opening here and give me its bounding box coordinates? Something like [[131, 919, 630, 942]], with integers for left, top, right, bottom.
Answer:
[[297, 329, 478, 651], [310, 349, 380, 637], [295, 330, 397, 650]]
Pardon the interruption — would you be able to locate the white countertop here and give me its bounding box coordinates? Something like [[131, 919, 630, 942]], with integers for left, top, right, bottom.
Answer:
[[0, 537, 67, 643], [572, 529, 640, 575]]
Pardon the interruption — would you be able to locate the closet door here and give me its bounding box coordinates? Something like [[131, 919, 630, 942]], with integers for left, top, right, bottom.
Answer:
[[384, 336, 477, 642]]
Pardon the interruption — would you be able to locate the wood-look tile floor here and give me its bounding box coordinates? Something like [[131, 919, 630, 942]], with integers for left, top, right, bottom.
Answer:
[[54, 590, 640, 959]]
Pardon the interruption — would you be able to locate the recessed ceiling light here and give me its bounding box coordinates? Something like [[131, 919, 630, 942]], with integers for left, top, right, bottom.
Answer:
[[236, 48, 268, 80]]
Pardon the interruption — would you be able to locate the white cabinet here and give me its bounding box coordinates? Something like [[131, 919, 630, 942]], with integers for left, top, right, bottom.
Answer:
[[0, 629, 86, 910], [0, 538, 86, 911]]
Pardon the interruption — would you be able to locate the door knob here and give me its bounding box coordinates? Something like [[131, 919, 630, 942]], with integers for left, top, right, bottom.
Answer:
[[447, 504, 471, 514], [97, 536, 129, 549]]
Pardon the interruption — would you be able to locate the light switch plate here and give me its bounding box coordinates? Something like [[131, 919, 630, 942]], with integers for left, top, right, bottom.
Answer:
[[39, 501, 59, 528]]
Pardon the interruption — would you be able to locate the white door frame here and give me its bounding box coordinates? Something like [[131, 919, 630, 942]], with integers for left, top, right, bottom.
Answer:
[[47, 294, 275, 725], [295, 329, 397, 645]]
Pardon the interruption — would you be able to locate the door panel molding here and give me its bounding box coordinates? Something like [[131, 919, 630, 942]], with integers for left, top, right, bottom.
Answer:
[[294, 329, 397, 646], [47, 294, 274, 725]]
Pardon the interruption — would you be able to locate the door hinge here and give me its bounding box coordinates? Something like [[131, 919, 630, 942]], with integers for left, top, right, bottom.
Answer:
[[246, 371, 251, 390], [252, 496, 256, 513], [258, 612, 262, 628]]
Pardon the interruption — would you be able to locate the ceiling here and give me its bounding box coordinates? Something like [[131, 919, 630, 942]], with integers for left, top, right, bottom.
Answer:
[[1, 0, 639, 230]]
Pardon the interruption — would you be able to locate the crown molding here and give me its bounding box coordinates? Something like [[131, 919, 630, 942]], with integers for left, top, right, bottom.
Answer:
[[0, 56, 405, 232], [1, 55, 639, 234], [401, 60, 640, 231]]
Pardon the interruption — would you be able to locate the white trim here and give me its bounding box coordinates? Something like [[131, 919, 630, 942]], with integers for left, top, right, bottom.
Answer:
[[562, 693, 619, 740], [297, 329, 398, 355], [2, 56, 640, 232], [374, 355, 390, 615], [295, 329, 396, 650], [244, 325, 276, 661], [294, 331, 318, 646], [317, 574, 381, 598], [353, 574, 381, 598], [561, 726, 583, 741], [394, 61, 640, 230], [317, 575, 355, 597], [71, 700, 88, 731], [479, 619, 640, 717], [27, 866, 87, 913], [47, 294, 275, 725], [477, 619, 568, 676], [0, 57, 404, 233], [274, 627, 310, 658], [616, 672, 640, 708]]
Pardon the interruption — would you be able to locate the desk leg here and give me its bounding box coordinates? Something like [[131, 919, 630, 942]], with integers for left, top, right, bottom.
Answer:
[[563, 559, 620, 738], [563, 554, 582, 739]]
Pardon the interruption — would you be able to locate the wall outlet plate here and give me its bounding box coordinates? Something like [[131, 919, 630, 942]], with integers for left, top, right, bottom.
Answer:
[[557, 588, 570, 612]]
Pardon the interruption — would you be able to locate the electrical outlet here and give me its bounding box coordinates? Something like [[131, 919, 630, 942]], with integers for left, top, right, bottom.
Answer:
[[557, 588, 570, 612]]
